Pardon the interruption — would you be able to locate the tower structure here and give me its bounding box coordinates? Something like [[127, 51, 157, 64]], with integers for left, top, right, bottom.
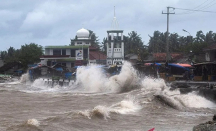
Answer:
[[106, 7, 124, 65]]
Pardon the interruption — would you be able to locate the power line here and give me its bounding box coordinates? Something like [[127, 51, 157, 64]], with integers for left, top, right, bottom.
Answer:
[[175, 0, 216, 15], [198, 1, 216, 11], [191, 0, 210, 10], [179, 0, 209, 14], [173, 7, 216, 14], [198, 0, 216, 10]]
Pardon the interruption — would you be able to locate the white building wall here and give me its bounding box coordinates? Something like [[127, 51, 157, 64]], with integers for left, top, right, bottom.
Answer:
[[50, 49, 53, 55], [121, 42, 124, 59], [45, 49, 50, 55], [39, 59, 48, 65], [75, 41, 91, 46], [66, 49, 70, 55]]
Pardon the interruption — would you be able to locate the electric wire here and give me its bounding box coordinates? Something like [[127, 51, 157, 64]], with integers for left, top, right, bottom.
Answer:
[[175, 0, 216, 15]]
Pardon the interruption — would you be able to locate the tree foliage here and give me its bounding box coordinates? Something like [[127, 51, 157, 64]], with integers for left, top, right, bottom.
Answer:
[[125, 31, 143, 54], [0, 43, 43, 68], [148, 30, 216, 55]]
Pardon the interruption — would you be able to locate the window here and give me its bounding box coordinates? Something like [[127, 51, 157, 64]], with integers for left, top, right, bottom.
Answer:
[[71, 49, 75, 57], [71, 63, 74, 67], [77, 42, 82, 44], [109, 35, 111, 40], [53, 49, 61, 55], [62, 49, 66, 55], [61, 63, 66, 67], [86, 42, 89, 44], [84, 49, 88, 59], [47, 61, 51, 66], [114, 43, 117, 48], [108, 43, 111, 48]]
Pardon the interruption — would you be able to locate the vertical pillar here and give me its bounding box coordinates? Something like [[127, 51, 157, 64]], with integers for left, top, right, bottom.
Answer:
[[106, 42, 109, 57], [107, 33, 109, 41], [111, 33, 114, 64], [121, 33, 124, 59]]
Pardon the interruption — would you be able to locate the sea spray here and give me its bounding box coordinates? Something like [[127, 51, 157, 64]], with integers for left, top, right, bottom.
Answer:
[[6, 118, 41, 131], [140, 77, 216, 109], [109, 95, 142, 114], [75, 65, 108, 92], [26, 119, 40, 127], [141, 77, 167, 92], [78, 95, 141, 119], [75, 62, 139, 93], [78, 105, 111, 119], [20, 72, 30, 83], [107, 61, 139, 92], [174, 92, 216, 108]]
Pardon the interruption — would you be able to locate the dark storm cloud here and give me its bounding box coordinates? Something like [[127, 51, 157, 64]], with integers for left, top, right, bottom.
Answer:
[[0, 0, 215, 50]]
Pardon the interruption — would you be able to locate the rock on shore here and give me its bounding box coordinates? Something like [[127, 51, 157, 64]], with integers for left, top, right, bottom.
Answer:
[[193, 115, 216, 131]]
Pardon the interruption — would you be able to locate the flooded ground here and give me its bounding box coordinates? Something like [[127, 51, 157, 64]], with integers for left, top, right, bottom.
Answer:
[[1, 62, 215, 131]]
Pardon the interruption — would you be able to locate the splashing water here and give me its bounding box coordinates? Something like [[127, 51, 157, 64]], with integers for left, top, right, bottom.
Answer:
[[26, 119, 40, 127], [20, 73, 30, 83], [174, 92, 216, 108], [78, 96, 141, 119], [140, 77, 216, 109], [109, 95, 142, 114], [75, 62, 139, 93]]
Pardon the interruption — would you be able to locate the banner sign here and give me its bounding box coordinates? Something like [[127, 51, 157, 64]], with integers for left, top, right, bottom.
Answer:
[[76, 50, 83, 60]]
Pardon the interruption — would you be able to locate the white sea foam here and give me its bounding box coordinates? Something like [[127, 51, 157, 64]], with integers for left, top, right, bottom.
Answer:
[[109, 96, 142, 114], [26, 118, 40, 127], [78, 96, 141, 119], [20, 72, 30, 83], [174, 92, 216, 108], [141, 77, 167, 92], [75, 61, 138, 93], [140, 77, 216, 109]]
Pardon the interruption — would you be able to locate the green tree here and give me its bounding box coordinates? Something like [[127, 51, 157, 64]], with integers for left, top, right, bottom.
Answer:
[[101, 37, 107, 54], [125, 31, 144, 54], [205, 31, 215, 45], [148, 31, 166, 53], [124, 31, 148, 60], [194, 30, 205, 43], [0, 51, 8, 61], [19, 43, 43, 67], [89, 30, 100, 49]]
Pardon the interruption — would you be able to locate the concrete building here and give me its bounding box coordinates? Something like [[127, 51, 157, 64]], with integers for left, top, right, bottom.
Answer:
[[204, 44, 216, 62], [40, 28, 107, 69], [106, 9, 124, 65], [40, 28, 92, 68]]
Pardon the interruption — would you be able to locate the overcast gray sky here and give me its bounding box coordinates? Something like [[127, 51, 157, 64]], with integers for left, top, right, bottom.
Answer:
[[0, 0, 215, 51]]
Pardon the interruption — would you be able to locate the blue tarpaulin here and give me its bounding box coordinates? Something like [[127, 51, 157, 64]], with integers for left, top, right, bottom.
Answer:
[[56, 67, 63, 71]]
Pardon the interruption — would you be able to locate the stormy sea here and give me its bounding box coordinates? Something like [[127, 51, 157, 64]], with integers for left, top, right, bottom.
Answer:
[[0, 62, 215, 131]]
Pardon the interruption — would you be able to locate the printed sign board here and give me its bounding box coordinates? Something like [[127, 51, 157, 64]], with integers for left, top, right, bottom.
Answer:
[[76, 50, 83, 60]]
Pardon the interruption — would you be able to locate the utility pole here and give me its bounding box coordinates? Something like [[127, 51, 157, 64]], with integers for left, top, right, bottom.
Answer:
[[162, 7, 175, 62]]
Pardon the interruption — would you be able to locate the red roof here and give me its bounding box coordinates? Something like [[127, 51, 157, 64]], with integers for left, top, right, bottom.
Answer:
[[89, 46, 98, 50], [153, 53, 183, 61], [89, 51, 107, 60]]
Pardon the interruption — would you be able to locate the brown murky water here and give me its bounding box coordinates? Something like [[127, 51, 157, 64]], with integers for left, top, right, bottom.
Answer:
[[1, 62, 216, 131]]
